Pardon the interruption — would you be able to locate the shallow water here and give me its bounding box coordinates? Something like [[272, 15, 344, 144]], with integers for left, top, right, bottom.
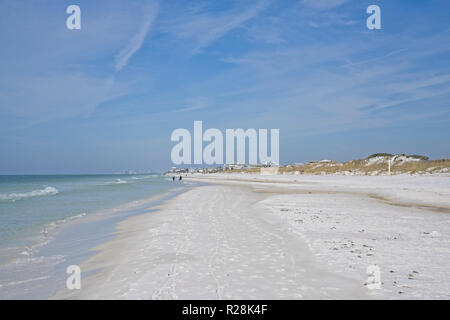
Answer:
[[0, 174, 189, 299]]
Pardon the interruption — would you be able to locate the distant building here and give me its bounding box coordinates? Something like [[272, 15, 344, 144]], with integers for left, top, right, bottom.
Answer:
[[165, 167, 189, 175]]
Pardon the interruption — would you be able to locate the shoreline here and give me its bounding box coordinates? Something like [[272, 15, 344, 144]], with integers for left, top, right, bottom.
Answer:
[[55, 183, 370, 299], [53, 173, 450, 299], [0, 180, 190, 299]]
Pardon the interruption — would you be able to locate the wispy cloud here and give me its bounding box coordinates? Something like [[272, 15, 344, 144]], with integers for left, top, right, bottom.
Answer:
[[161, 97, 214, 114], [0, 73, 129, 121], [200, 29, 450, 136], [301, 0, 350, 10], [0, 0, 143, 123], [115, 2, 159, 72], [163, 0, 269, 53], [308, 11, 358, 28], [1, 0, 450, 172]]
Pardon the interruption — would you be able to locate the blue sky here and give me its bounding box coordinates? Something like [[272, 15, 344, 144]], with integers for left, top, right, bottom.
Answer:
[[0, 0, 449, 174]]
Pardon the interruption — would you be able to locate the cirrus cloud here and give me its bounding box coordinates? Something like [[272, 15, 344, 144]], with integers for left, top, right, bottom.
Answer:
[[301, 0, 350, 10]]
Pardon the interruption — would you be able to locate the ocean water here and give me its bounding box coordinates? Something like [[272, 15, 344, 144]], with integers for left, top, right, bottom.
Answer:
[[0, 174, 188, 299]]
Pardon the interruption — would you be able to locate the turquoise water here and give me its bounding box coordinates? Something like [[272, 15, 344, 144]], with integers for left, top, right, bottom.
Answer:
[[0, 174, 178, 264], [0, 174, 189, 299]]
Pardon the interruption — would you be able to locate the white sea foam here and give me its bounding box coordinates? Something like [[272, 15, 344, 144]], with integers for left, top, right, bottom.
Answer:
[[104, 179, 127, 185], [0, 186, 59, 202], [0, 275, 51, 288], [44, 212, 87, 230], [9, 212, 89, 264]]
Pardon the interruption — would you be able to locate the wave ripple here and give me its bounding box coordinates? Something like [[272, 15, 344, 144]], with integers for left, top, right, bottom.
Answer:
[[0, 187, 59, 202]]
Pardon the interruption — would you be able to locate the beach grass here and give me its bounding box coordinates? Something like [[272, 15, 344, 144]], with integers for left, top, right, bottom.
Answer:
[[278, 158, 450, 175]]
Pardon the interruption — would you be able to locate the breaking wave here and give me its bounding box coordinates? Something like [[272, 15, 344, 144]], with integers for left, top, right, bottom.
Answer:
[[103, 179, 128, 186], [0, 187, 59, 202]]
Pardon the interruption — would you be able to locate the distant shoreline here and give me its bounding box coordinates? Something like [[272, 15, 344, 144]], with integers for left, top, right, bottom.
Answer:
[[165, 154, 450, 176]]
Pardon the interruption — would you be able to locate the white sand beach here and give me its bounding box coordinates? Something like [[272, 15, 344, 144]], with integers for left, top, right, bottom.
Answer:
[[55, 174, 450, 300]]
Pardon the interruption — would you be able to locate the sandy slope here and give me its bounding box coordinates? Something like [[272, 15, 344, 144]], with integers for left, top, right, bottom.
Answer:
[[187, 174, 450, 299], [55, 174, 450, 299], [54, 183, 369, 299]]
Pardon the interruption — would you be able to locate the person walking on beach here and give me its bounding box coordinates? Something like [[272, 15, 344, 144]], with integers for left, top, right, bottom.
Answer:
[[179, 176, 182, 181], [172, 176, 175, 182]]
